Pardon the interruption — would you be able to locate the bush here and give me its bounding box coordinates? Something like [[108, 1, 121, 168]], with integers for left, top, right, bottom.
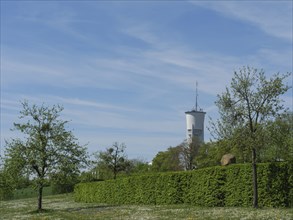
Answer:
[[75, 162, 292, 207], [51, 183, 75, 194], [0, 171, 14, 200]]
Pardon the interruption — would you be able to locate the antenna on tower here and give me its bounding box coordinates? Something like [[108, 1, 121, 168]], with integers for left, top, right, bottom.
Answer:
[[195, 81, 198, 111]]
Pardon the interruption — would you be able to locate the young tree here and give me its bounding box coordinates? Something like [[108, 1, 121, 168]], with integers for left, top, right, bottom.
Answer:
[[94, 142, 130, 179], [212, 66, 290, 208], [3, 101, 88, 211]]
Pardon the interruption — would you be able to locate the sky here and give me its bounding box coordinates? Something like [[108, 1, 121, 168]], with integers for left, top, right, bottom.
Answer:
[[1, 1, 292, 162]]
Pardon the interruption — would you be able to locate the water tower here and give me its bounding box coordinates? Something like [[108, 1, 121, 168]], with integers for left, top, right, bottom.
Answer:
[[185, 83, 206, 143]]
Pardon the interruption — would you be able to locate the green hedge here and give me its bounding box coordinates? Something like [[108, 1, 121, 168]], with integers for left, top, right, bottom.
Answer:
[[74, 162, 292, 207]]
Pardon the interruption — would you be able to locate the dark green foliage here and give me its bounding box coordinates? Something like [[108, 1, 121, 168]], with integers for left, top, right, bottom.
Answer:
[[223, 164, 253, 207], [0, 171, 14, 200], [151, 146, 183, 172], [75, 162, 292, 207], [180, 168, 224, 206], [50, 171, 79, 194], [12, 186, 55, 200]]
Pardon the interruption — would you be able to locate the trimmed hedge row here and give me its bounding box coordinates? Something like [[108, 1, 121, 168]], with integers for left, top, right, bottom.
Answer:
[[74, 162, 293, 207]]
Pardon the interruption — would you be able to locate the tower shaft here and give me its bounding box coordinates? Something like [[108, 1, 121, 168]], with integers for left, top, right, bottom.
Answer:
[[185, 82, 205, 142]]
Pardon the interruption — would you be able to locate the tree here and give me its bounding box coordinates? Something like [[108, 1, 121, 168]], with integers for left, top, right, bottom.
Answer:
[[49, 168, 79, 194], [212, 66, 291, 208], [3, 101, 87, 211], [151, 146, 183, 172], [260, 112, 293, 162], [179, 137, 201, 170], [195, 141, 225, 168], [127, 159, 151, 175], [94, 142, 130, 179]]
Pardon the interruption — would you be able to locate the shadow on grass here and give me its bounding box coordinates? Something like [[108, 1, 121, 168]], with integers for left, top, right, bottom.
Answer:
[[27, 205, 117, 215], [28, 209, 55, 214], [66, 205, 118, 212]]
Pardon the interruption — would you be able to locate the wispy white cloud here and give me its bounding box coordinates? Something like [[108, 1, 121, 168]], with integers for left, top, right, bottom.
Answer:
[[0, 93, 185, 160], [1, 2, 292, 160], [123, 24, 159, 46], [58, 98, 138, 113], [191, 1, 293, 42]]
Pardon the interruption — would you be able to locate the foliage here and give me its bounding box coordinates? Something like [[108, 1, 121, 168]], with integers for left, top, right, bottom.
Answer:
[[179, 137, 202, 170], [210, 66, 291, 208], [3, 101, 88, 210], [93, 142, 131, 179], [259, 112, 293, 162], [0, 169, 14, 200], [78, 171, 101, 183], [75, 162, 292, 208], [211, 67, 290, 142], [198, 112, 293, 168], [151, 146, 183, 172], [80, 158, 151, 182], [128, 159, 151, 174], [12, 186, 55, 200], [195, 141, 222, 168], [151, 138, 203, 172], [50, 172, 79, 194]]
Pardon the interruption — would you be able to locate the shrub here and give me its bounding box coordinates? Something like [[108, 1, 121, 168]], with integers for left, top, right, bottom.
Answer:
[[75, 162, 292, 207]]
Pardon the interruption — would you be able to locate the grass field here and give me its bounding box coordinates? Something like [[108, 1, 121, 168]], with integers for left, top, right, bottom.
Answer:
[[1, 194, 292, 220], [12, 186, 55, 200]]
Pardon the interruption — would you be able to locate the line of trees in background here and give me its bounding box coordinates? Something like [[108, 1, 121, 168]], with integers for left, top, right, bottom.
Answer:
[[0, 66, 291, 210], [151, 67, 292, 208], [151, 110, 292, 172]]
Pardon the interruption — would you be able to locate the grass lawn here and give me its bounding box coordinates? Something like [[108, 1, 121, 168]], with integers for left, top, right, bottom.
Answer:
[[1, 194, 292, 220], [12, 186, 55, 200]]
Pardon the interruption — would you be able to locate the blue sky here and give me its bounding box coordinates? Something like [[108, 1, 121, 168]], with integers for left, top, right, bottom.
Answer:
[[1, 1, 292, 162]]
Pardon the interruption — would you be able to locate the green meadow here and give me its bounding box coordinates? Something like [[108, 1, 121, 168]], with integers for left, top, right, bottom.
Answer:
[[1, 193, 292, 220], [11, 186, 55, 200]]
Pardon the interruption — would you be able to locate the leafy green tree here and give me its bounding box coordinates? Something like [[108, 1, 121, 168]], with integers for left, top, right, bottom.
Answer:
[[211, 66, 291, 208], [151, 146, 183, 172], [94, 142, 130, 179], [3, 101, 87, 211], [260, 112, 293, 162], [195, 141, 224, 168], [127, 159, 151, 175]]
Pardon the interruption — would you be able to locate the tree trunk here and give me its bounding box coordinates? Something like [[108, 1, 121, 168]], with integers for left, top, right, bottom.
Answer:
[[113, 167, 117, 179], [38, 185, 43, 211], [252, 147, 258, 208]]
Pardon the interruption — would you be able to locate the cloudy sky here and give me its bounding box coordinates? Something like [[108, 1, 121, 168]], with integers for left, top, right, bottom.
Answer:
[[1, 1, 292, 161]]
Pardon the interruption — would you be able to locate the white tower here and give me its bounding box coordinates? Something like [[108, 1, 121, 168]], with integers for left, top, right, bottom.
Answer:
[[185, 83, 206, 143]]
